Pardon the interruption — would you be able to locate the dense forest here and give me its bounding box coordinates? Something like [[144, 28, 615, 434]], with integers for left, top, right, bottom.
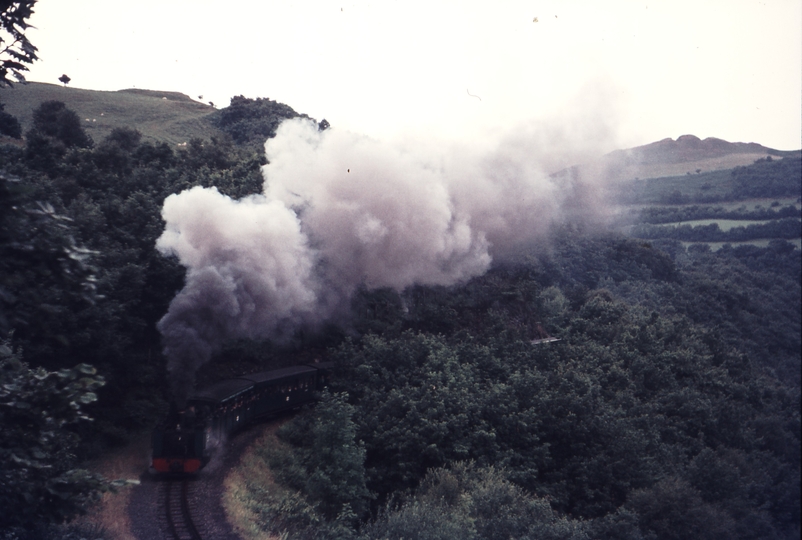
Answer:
[[0, 97, 800, 540]]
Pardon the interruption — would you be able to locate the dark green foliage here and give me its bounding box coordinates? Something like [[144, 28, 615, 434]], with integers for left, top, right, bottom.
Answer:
[[619, 155, 802, 205], [619, 169, 733, 205], [0, 102, 21, 138], [0, 521, 108, 540], [731, 156, 802, 199], [360, 464, 588, 540], [311, 230, 800, 537], [0, 339, 109, 530], [0, 173, 98, 352], [27, 100, 93, 149], [22, 101, 93, 177], [91, 127, 141, 176], [0, 101, 272, 445], [666, 241, 800, 381], [626, 477, 738, 540], [303, 392, 372, 519], [243, 393, 370, 539], [210, 95, 302, 148], [275, 391, 372, 520], [631, 217, 801, 242], [0, 0, 38, 87], [363, 499, 478, 540], [331, 332, 554, 501], [637, 203, 800, 225]]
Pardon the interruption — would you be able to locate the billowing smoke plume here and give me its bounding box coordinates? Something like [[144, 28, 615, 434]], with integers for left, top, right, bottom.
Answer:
[[157, 109, 619, 401]]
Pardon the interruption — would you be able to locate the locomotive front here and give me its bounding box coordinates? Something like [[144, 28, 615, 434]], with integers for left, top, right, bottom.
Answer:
[[150, 378, 255, 475], [150, 406, 207, 473]]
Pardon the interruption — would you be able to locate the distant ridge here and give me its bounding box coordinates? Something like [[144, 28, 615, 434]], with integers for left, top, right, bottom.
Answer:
[[116, 88, 202, 103], [608, 134, 796, 165], [574, 135, 801, 183]]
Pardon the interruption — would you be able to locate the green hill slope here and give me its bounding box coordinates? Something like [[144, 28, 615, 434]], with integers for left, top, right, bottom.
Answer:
[[0, 82, 224, 145]]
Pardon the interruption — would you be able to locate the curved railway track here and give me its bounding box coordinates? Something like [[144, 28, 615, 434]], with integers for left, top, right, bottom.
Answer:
[[158, 479, 203, 540]]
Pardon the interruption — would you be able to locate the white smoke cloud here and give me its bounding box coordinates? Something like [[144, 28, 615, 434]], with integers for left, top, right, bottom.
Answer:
[[263, 119, 493, 292], [157, 99, 621, 399]]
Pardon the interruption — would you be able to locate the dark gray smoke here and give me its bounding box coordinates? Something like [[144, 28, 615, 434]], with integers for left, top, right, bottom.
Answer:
[[157, 106, 620, 401]]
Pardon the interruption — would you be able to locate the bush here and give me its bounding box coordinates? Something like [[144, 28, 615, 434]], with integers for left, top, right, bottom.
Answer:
[[0, 105, 21, 138]]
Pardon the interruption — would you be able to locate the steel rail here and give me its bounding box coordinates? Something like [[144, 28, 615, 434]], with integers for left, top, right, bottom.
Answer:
[[163, 480, 203, 540]]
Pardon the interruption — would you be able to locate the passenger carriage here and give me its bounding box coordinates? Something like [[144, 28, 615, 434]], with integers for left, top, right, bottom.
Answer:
[[150, 362, 334, 474]]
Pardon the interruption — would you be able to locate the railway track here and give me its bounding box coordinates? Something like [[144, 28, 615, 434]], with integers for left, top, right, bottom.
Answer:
[[159, 479, 203, 540]]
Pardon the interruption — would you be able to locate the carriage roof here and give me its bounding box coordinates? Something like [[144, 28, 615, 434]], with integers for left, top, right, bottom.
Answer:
[[188, 378, 254, 404], [242, 365, 318, 384]]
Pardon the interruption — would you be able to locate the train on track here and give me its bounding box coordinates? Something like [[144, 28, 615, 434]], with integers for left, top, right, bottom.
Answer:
[[151, 362, 335, 474]]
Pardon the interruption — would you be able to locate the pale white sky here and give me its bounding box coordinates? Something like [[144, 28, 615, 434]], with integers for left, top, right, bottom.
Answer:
[[22, 0, 802, 150]]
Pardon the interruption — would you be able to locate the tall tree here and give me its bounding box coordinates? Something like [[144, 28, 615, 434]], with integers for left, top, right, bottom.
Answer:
[[300, 391, 371, 520], [28, 100, 93, 149]]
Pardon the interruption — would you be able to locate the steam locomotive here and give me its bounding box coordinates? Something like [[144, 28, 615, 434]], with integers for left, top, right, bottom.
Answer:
[[151, 362, 335, 474]]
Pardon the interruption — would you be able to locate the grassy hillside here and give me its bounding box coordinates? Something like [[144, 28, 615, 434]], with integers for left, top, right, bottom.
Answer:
[[0, 82, 224, 145], [618, 167, 735, 204]]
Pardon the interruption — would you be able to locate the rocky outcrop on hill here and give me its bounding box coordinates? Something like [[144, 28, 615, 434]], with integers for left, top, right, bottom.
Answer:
[[607, 134, 791, 166]]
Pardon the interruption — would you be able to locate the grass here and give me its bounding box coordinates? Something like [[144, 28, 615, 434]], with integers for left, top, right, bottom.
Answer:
[[76, 433, 150, 540], [0, 81, 225, 145], [223, 421, 299, 540]]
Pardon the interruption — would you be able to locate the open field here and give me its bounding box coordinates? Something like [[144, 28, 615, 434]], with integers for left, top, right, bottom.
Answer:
[[682, 238, 802, 251], [660, 218, 778, 231]]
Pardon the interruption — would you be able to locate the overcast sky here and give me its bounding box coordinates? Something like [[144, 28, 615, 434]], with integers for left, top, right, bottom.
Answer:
[[22, 0, 802, 150]]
